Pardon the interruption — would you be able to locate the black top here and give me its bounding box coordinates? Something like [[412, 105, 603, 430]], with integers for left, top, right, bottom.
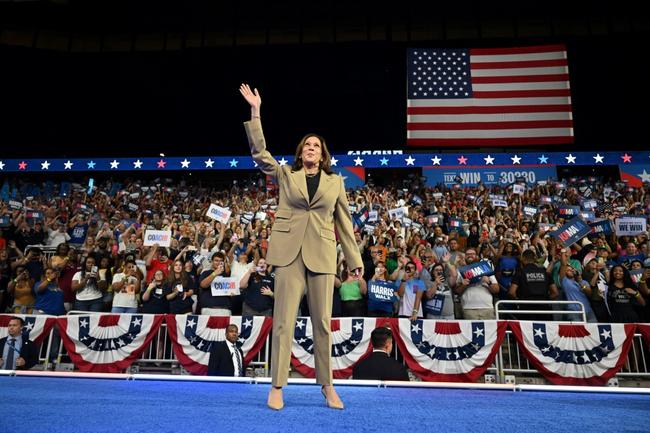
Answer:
[[305, 170, 321, 202], [207, 340, 245, 377], [140, 283, 171, 314], [512, 263, 552, 300], [242, 273, 274, 312], [352, 351, 410, 381], [607, 286, 639, 323], [167, 277, 196, 314]]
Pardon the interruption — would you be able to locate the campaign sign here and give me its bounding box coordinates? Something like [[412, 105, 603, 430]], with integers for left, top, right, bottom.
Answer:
[[449, 218, 463, 231], [539, 196, 552, 205], [458, 260, 495, 283], [550, 216, 591, 247], [8, 200, 23, 210], [388, 207, 407, 221], [363, 224, 375, 234], [368, 210, 378, 222], [143, 229, 172, 247], [512, 184, 525, 195], [128, 203, 139, 212], [423, 293, 445, 316], [492, 199, 508, 208], [428, 215, 442, 225], [206, 204, 231, 224], [615, 216, 647, 236], [254, 211, 267, 221], [0, 215, 10, 228], [579, 211, 596, 222], [523, 205, 539, 217], [368, 280, 398, 304], [582, 199, 598, 210], [210, 277, 240, 296], [557, 205, 580, 217]]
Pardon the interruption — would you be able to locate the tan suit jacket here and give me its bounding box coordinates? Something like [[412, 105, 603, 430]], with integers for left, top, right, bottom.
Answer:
[[244, 119, 362, 274]]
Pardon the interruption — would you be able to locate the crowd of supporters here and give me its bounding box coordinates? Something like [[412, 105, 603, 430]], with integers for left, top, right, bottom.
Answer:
[[0, 174, 649, 323]]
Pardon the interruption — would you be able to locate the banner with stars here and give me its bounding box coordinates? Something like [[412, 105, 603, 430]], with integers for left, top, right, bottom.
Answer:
[[637, 324, 650, 349], [508, 321, 636, 386], [391, 319, 506, 382], [291, 317, 388, 379], [1, 152, 650, 175], [165, 315, 272, 375], [0, 314, 57, 345], [56, 314, 164, 373]]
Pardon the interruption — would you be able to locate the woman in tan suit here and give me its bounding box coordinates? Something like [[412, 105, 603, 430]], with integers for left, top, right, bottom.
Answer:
[[240, 83, 363, 410]]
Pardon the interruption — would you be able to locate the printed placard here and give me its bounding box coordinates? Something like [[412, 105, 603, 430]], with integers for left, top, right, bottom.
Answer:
[[523, 205, 539, 217], [615, 216, 647, 236], [368, 211, 378, 222], [512, 184, 525, 195], [143, 229, 172, 247], [8, 200, 23, 210], [388, 207, 407, 221], [589, 219, 614, 236], [458, 260, 495, 282], [210, 277, 240, 296], [492, 199, 508, 208], [367, 280, 398, 304], [206, 204, 231, 224], [254, 211, 267, 221], [550, 216, 591, 247]]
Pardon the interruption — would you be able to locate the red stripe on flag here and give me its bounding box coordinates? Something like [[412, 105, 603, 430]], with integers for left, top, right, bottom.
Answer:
[[407, 136, 574, 147], [472, 74, 570, 84], [472, 89, 571, 98], [471, 58, 567, 70], [331, 319, 340, 332], [98, 315, 121, 327], [407, 120, 573, 131], [407, 105, 570, 115]]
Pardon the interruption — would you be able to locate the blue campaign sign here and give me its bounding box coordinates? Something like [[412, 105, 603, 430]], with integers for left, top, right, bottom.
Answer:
[[423, 166, 556, 187], [367, 280, 398, 303], [557, 205, 580, 217], [589, 220, 614, 236], [458, 260, 495, 283], [423, 293, 446, 316], [551, 216, 591, 247]]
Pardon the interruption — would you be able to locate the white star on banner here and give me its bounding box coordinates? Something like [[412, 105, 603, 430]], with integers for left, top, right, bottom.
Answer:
[[133, 160, 143, 169], [295, 320, 305, 330], [405, 155, 416, 166], [79, 319, 89, 328], [411, 323, 421, 334], [64, 160, 74, 170], [638, 169, 650, 183], [600, 329, 611, 339], [41, 161, 50, 170], [180, 159, 191, 168], [593, 154, 604, 164], [110, 160, 120, 169], [229, 159, 238, 167], [565, 154, 576, 164], [511, 155, 521, 165], [278, 157, 288, 166], [534, 328, 545, 338], [484, 155, 495, 165], [353, 156, 364, 166], [473, 327, 484, 337], [330, 157, 338, 166], [380, 157, 389, 166], [243, 318, 253, 328], [0, 161, 4, 170], [131, 317, 142, 327], [581, 353, 591, 363], [538, 155, 548, 164], [204, 158, 214, 168], [87, 161, 96, 169], [353, 321, 363, 332], [186, 318, 196, 327], [24, 322, 34, 331], [431, 156, 441, 165]]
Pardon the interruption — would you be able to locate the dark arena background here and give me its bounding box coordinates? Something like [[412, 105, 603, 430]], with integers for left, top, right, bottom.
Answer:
[[2, 2, 650, 433]]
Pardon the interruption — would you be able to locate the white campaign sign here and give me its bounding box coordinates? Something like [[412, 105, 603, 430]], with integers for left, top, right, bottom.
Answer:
[[143, 229, 172, 247], [615, 216, 647, 236], [206, 204, 232, 224], [210, 277, 240, 296]]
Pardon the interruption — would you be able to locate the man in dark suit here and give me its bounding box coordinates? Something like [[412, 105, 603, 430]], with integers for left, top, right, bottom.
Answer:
[[353, 326, 409, 381], [207, 324, 245, 377], [0, 316, 39, 370]]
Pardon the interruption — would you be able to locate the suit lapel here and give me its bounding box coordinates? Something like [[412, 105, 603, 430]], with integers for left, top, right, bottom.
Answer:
[[290, 169, 310, 204], [310, 172, 336, 205]]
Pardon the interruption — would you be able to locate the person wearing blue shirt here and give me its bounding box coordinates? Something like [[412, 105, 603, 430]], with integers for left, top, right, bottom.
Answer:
[[33, 267, 66, 316], [560, 264, 597, 322]]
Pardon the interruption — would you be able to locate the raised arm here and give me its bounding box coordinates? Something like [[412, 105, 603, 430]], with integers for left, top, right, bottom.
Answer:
[[239, 84, 280, 179]]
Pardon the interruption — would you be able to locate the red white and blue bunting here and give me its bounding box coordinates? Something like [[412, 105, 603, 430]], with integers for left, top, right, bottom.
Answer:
[[57, 314, 164, 373], [291, 317, 386, 379], [0, 314, 57, 345], [165, 315, 272, 375], [392, 319, 506, 382], [508, 321, 636, 386]]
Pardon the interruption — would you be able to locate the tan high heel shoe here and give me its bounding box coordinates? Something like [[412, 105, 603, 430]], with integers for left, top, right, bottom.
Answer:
[[321, 386, 344, 410], [267, 387, 284, 411]]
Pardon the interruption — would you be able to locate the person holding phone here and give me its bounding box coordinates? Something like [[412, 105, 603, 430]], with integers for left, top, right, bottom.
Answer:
[[240, 84, 363, 410], [239, 257, 274, 317], [71, 256, 106, 312], [8, 265, 35, 314]]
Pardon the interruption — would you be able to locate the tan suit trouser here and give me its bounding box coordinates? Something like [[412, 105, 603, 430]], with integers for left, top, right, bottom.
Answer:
[[271, 250, 334, 387]]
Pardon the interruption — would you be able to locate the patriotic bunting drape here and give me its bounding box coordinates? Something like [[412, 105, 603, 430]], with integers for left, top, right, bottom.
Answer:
[[56, 314, 164, 373], [508, 321, 636, 386], [0, 314, 56, 344], [166, 315, 272, 375], [391, 319, 506, 382], [291, 317, 389, 379]]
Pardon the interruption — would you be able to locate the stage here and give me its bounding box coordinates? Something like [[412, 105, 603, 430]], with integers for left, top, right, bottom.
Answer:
[[2, 372, 649, 433]]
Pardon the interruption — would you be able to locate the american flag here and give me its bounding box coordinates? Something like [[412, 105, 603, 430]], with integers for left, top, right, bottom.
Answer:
[[407, 45, 573, 147]]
